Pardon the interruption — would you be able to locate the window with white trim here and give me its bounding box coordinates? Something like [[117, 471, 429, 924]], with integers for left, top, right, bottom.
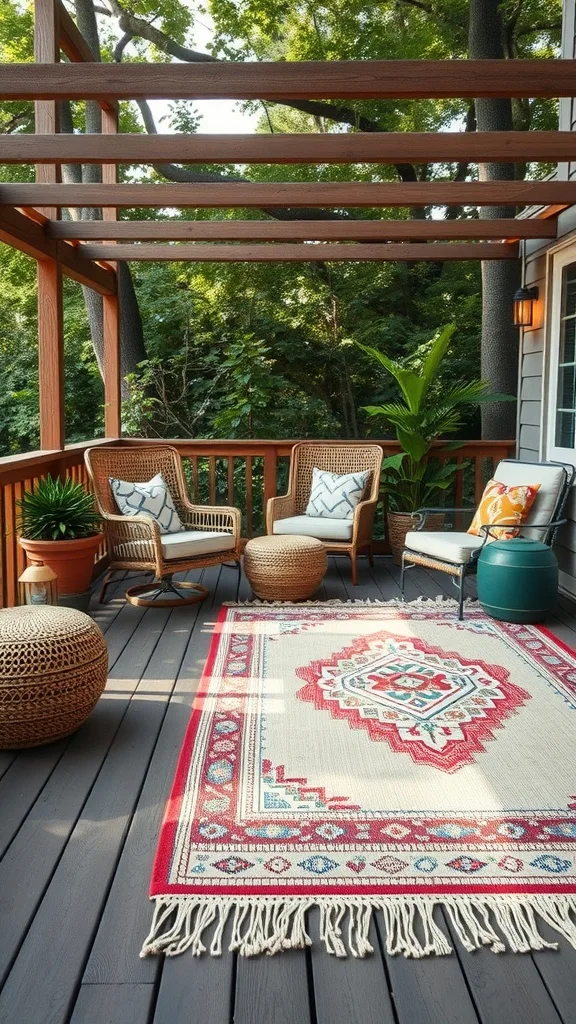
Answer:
[[555, 263, 576, 449], [547, 249, 576, 463]]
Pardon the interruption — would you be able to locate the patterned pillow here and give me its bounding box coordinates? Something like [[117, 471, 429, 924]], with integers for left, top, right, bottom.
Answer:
[[467, 479, 541, 541], [110, 473, 184, 535], [305, 467, 370, 520]]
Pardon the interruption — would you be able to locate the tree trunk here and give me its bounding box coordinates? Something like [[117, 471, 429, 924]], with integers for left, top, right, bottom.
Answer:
[[469, 0, 520, 440], [71, 0, 147, 393]]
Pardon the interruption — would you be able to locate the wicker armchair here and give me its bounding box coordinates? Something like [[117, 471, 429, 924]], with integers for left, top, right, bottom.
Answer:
[[266, 443, 383, 585], [85, 445, 241, 607]]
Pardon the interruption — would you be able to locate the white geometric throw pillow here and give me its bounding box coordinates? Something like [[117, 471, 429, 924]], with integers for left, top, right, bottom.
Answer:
[[110, 473, 184, 535], [305, 466, 371, 520]]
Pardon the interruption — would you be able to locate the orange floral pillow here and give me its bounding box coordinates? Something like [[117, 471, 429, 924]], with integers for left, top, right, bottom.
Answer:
[[467, 479, 541, 541]]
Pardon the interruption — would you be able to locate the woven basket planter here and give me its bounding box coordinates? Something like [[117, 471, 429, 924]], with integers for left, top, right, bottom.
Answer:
[[387, 511, 445, 565], [0, 606, 108, 749], [244, 535, 327, 601]]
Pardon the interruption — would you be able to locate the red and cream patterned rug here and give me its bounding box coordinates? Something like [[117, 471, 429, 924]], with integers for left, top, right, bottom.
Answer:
[[142, 600, 576, 959]]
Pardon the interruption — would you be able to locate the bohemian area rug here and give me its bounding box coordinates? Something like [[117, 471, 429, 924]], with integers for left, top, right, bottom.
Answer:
[[141, 599, 576, 960]]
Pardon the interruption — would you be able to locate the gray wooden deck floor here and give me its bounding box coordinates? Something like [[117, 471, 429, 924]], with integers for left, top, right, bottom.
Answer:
[[1, 556, 576, 1024]]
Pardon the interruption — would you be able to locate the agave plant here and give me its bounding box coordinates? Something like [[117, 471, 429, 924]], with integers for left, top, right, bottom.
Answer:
[[17, 475, 101, 541], [357, 324, 512, 513]]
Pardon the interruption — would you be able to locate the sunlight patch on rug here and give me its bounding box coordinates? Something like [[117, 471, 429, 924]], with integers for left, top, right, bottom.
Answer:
[[142, 599, 576, 959]]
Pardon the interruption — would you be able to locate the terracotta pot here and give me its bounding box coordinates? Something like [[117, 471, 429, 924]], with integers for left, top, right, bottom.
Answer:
[[387, 512, 444, 566], [19, 534, 104, 597]]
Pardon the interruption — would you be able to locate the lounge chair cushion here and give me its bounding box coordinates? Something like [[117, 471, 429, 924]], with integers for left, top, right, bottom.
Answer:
[[115, 530, 236, 562], [405, 531, 484, 565], [272, 515, 353, 542], [160, 530, 235, 559]]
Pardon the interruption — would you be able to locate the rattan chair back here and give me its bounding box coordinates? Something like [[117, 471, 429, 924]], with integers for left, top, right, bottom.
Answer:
[[85, 445, 189, 518], [289, 443, 383, 514]]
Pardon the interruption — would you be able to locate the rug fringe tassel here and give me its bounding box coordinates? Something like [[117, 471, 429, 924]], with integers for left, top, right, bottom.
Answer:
[[140, 895, 576, 959], [224, 596, 477, 608]]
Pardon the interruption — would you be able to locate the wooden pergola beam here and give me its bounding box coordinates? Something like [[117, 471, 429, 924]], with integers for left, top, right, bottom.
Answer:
[[46, 218, 557, 242], [3, 181, 576, 208], [75, 242, 519, 261], [4, 132, 576, 165], [2, 60, 576, 100], [0, 206, 116, 294]]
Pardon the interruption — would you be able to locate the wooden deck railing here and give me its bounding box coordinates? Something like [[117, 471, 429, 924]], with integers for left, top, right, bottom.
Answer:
[[0, 436, 515, 608]]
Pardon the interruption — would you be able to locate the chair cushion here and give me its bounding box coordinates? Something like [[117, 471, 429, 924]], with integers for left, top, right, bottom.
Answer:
[[110, 473, 184, 535], [405, 531, 484, 565], [160, 530, 235, 560], [305, 467, 370, 520], [273, 515, 353, 542], [468, 479, 540, 540], [494, 461, 567, 537]]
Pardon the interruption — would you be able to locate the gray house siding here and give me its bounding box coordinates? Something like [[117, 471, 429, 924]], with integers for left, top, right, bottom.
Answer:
[[515, 0, 576, 595], [518, 229, 576, 595]]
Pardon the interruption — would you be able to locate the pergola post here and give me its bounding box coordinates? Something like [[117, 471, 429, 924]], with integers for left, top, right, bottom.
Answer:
[[34, 0, 60, 220], [103, 293, 121, 438], [38, 254, 65, 450]]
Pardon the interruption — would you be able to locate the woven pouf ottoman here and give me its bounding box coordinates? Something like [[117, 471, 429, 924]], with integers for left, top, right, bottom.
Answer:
[[0, 606, 108, 749], [244, 535, 327, 601]]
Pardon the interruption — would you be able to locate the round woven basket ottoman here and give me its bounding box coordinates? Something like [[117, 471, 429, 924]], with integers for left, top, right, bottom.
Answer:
[[244, 535, 327, 601], [0, 606, 108, 749]]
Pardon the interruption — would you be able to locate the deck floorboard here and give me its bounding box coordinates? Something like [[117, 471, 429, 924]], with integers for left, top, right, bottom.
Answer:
[[0, 556, 574, 1024]]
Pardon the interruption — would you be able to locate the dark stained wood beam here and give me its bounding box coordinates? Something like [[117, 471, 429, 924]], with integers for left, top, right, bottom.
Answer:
[[0, 206, 116, 294], [2, 60, 576, 100], [47, 217, 557, 241], [75, 242, 519, 261], [3, 181, 576, 207], [3, 132, 576, 165]]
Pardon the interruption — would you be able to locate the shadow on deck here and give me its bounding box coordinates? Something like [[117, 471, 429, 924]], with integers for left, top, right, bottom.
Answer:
[[1, 556, 576, 1024]]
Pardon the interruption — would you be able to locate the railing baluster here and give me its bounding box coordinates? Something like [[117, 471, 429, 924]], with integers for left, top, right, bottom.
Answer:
[[245, 456, 253, 538], [208, 455, 216, 505], [227, 456, 235, 505], [263, 449, 277, 526], [191, 456, 199, 501], [4, 484, 17, 608], [474, 455, 485, 503], [455, 456, 464, 507], [13, 482, 26, 580]]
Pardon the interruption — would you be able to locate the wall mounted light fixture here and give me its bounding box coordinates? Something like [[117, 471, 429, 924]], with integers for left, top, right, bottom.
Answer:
[[513, 285, 539, 328]]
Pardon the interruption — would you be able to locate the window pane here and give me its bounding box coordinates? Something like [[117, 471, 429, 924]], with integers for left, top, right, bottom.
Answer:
[[565, 265, 576, 318], [560, 316, 576, 366], [556, 410, 575, 449], [558, 363, 576, 409]]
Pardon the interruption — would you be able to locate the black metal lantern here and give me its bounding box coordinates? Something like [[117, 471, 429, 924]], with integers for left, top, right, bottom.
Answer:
[[513, 285, 539, 328]]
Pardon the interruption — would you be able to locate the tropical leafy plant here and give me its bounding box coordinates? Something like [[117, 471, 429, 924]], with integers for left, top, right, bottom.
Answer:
[[357, 324, 512, 513], [17, 476, 101, 541]]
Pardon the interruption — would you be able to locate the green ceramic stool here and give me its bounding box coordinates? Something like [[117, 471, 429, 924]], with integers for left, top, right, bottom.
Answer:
[[477, 537, 558, 624]]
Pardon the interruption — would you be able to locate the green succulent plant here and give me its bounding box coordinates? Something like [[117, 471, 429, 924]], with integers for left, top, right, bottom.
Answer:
[[357, 324, 513, 513], [17, 475, 101, 541]]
